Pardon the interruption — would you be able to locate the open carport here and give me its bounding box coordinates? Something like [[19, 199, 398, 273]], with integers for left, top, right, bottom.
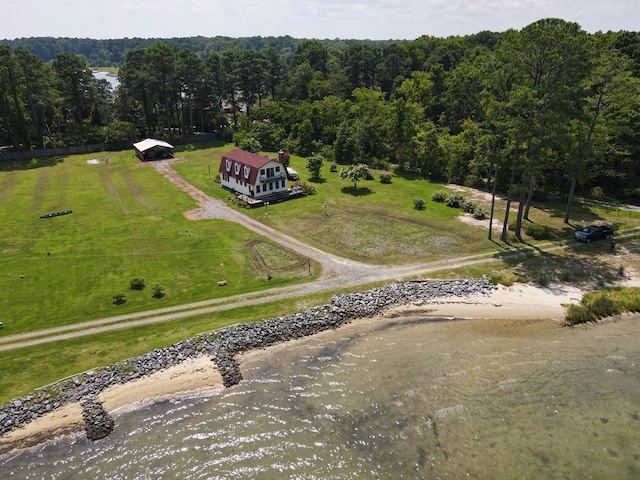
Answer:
[[133, 138, 175, 161]]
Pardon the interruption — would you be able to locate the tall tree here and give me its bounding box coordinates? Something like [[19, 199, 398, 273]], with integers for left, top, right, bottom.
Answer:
[[0, 46, 30, 149], [51, 52, 97, 124], [563, 40, 639, 222], [13, 47, 57, 148], [492, 19, 591, 237]]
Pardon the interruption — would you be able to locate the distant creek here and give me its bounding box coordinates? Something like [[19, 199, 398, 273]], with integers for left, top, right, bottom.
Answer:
[[92, 71, 119, 89]]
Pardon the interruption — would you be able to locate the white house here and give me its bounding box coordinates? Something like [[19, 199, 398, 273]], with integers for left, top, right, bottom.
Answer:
[[218, 149, 288, 199]]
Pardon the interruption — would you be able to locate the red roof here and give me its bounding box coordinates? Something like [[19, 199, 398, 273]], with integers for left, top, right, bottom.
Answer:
[[219, 149, 277, 185]]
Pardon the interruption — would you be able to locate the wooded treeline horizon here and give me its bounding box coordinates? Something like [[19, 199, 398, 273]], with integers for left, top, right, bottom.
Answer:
[[2, 18, 640, 217]]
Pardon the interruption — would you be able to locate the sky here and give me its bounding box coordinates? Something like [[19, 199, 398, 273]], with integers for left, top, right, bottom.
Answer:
[[2, 0, 638, 41]]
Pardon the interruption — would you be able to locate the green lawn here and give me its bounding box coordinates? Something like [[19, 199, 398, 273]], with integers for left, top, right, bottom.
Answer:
[[0, 147, 313, 335]]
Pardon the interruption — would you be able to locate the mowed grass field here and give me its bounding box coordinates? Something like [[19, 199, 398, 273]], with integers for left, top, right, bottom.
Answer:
[[0, 147, 313, 336]]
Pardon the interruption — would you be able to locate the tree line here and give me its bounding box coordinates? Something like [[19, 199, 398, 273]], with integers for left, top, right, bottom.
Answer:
[[2, 19, 640, 232]]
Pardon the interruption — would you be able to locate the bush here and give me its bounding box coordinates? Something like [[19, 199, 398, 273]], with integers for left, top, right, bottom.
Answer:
[[363, 168, 374, 181], [565, 291, 624, 325], [431, 191, 449, 203], [413, 197, 426, 210], [379, 171, 393, 184], [460, 199, 478, 214], [151, 284, 166, 299], [524, 223, 553, 240], [445, 194, 466, 209], [473, 208, 487, 220], [330, 162, 337, 172], [371, 158, 390, 170], [297, 181, 316, 195], [112, 292, 126, 305], [130, 278, 146, 290]]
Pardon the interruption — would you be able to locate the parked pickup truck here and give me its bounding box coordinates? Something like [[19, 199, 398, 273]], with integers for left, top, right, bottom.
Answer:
[[574, 225, 614, 243]]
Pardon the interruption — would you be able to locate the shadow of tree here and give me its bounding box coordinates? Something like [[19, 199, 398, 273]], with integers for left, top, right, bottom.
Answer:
[[0, 156, 64, 171], [341, 186, 374, 196], [174, 140, 226, 153], [501, 245, 625, 287]]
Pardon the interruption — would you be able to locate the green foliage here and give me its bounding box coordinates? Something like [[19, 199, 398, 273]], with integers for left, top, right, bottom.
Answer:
[[296, 181, 316, 195], [339, 163, 371, 190], [473, 208, 487, 220], [112, 292, 126, 305], [151, 284, 166, 299], [234, 134, 261, 153], [306, 153, 325, 181], [564, 287, 640, 325], [3, 26, 640, 204], [524, 223, 553, 240], [431, 191, 449, 202], [413, 197, 426, 210], [130, 278, 146, 291], [445, 194, 466, 209]]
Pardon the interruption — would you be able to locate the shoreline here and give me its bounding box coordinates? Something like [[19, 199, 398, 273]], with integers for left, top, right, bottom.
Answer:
[[0, 282, 584, 457]]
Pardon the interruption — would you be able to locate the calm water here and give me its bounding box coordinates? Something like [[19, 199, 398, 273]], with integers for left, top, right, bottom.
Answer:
[[92, 71, 119, 89], [2, 315, 640, 479]]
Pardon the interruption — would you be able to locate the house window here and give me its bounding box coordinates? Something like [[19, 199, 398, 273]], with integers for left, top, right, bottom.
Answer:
[[275, 166, 280, 172], [257, 185, 261, 193], [260, 169, 265, 176]]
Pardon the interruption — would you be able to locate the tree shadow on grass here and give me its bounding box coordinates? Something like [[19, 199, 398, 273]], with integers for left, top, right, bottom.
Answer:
[[501, 245, 625, 287], [0, 156, 64, 171], [174, 140, 227, 153], [341, 186, 374, 196]]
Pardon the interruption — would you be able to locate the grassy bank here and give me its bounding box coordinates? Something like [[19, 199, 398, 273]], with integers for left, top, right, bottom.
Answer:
[[564, 287, 640, 325]]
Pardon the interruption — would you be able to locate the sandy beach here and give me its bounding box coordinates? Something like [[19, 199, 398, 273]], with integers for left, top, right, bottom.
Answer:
[[0, 282, 587, 456]]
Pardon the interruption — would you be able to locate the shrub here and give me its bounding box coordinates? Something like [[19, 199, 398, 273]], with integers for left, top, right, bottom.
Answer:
[[413, 197, 426, 210], [151, 284, 166, 299], [524, 223, 553, 240], [460, 199, 477, 214], [112, 292, 126, 305], [363, 168, 374, 181], [130, 278, 146, 290], [473, 208, 487, 220], [431, 191, 449, 203], [565, 291, 624, 325], [379, 171, 393, 184], [371, 158, 390, 170], [297, 181, 316, 195], [330, 162, 338, 172], [445, 194, 466, 209], [535, 273, 551, 287]]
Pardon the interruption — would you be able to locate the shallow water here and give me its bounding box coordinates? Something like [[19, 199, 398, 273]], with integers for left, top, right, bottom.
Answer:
[[3, 315, 640, 479]]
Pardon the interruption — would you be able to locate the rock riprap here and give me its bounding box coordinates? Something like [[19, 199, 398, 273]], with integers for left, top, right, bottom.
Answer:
[[0, 278, 494, 438]]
